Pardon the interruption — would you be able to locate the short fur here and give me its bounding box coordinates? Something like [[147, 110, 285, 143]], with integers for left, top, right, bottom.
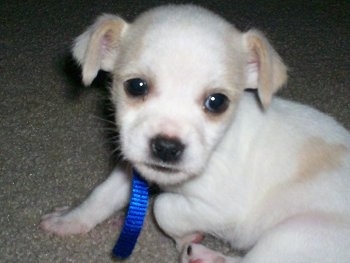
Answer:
[[41, 5, 350, 263]]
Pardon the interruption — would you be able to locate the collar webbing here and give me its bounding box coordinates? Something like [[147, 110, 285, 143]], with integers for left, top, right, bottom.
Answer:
[[112, 168, 149, 259]]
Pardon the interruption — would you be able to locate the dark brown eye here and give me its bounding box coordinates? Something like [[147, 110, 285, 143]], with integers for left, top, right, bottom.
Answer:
[[204, 93, 229, 114], [124, 78, 148, 97]]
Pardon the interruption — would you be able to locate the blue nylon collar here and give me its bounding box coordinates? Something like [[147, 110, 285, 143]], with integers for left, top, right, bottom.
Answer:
[[112, 168, 149, 259]]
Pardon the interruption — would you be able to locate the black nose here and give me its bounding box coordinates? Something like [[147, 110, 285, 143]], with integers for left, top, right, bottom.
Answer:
[[150, 136, 185, 163]]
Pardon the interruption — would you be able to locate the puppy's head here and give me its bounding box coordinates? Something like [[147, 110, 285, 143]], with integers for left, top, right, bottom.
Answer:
[[72, 5, 287, 185]]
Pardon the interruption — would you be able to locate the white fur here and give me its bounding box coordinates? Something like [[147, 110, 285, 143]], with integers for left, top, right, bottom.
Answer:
[[41, 5, 350, 263]]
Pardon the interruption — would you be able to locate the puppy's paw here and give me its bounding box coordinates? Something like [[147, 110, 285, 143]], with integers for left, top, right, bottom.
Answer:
[[181, 244, 238, 263], [40, 206, 92, 236], [176, 232, 205, 251]]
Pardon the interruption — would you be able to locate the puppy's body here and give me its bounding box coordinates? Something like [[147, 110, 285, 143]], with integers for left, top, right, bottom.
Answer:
[[157, 93, 350, 252], [41, 5, 350, 263]]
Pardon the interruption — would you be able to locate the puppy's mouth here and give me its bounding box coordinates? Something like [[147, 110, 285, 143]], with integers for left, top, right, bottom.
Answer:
[[145, 163, 180, 173], [135, 161, 195, 186]]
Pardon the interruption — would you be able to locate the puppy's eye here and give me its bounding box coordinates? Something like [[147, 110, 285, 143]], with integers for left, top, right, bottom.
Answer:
[[124, 78, 148, 97], [204, 93, 229, 114]]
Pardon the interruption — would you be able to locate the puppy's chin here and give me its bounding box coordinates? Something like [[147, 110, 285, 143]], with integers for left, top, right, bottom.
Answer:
[[134, 162, 197, 186]]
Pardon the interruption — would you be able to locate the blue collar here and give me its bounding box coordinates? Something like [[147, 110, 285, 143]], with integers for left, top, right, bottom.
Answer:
[[112, 168, 149, 259]]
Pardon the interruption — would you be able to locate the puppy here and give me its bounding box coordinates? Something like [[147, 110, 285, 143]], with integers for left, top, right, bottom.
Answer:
[[41, 4, 350, 263]]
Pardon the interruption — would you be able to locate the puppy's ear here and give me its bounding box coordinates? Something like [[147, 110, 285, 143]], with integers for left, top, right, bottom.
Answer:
[[72, 14, 128, 86], [243, 29, 287, 108]]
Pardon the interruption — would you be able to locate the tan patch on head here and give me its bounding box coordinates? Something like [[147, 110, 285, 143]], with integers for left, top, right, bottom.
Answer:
[[297, 137, 347, 180]]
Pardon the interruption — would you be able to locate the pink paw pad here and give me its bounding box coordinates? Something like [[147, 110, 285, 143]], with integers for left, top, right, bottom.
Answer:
[[182, 244, 227, 263]]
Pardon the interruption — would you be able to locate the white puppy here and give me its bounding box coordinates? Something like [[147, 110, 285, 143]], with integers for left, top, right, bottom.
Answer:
[[41, 5, 350, 263]]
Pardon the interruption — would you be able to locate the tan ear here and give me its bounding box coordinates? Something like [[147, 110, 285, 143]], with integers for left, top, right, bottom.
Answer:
[[72, 14, 128, 86], [243, 29, 287, 108]]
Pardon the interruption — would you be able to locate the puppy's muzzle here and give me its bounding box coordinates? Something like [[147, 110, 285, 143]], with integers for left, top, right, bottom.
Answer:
[[150, 135, 185, 163]]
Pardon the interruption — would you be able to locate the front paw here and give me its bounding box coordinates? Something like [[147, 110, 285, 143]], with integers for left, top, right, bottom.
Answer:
[[40, 206, 92, 236]]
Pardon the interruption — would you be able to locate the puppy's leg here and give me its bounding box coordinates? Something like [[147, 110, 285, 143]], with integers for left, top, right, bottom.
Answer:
[[154, 193, 211, 250], [40, 167, 130, 235], [238, 213, 350, 263], [182, 213, 350, 263]]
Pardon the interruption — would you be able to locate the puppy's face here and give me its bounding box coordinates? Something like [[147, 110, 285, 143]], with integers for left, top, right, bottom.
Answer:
[[73, 5, 287, 185], [113, 8, 245, 185]]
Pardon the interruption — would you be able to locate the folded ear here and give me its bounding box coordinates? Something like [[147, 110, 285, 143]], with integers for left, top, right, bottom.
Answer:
[[72, 14, 128, 86], [243, 29, 287, 108]]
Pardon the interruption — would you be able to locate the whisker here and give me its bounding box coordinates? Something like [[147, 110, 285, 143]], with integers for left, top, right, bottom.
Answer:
[[91, 115, 117, 126]]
